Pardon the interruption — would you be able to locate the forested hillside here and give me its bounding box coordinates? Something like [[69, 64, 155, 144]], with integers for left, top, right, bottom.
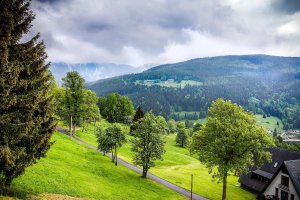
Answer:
[[87, 55, 300, 129]]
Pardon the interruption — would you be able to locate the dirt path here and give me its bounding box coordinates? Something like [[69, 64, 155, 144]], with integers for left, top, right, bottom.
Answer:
[[56, 127, 208, 200]]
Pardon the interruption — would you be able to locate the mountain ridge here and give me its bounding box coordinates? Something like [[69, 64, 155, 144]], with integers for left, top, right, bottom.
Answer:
[[86, 54, 300, 129]]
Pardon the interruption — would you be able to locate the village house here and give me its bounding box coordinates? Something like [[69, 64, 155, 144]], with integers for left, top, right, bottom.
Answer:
[[239, 148, 300, 196], [261, 159, 300, 200]]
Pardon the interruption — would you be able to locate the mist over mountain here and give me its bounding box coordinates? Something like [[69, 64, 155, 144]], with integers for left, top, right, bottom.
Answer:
[[50, 62, 141, 84], [87, 55, 300, 129]]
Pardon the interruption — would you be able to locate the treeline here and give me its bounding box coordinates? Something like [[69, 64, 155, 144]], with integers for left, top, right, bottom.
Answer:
[[88, 77, 300, 129]]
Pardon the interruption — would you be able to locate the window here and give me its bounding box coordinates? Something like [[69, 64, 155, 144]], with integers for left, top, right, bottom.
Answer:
[[281, 175, 289, 187], [275, 188, 278, 197], [291, 194, 294, 200]]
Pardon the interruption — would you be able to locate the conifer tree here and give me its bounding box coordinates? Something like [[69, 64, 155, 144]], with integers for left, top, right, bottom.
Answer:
[[130, 106, 144, 135], [0, 0, 55, 188]]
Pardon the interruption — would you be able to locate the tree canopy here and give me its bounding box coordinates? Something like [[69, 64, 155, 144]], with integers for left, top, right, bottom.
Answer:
[[96, 124, 125, 165], [98, 93, 134, 123], [131, 112, 166, 177], [190, 98, 275, 200], [0, 0, 55, 188]]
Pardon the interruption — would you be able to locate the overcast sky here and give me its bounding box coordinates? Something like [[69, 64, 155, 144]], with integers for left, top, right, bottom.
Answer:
[[29, 0, 300, 67]]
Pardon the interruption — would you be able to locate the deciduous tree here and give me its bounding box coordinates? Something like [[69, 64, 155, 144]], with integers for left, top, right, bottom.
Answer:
[[131, 113, 166, 177], [62, 71, 85, 135], [190, 98, 275, 200], [96, 124, 125, 165], [175, 122, 189, 147]]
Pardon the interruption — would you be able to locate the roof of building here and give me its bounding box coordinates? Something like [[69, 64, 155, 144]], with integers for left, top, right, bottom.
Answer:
[[285, 159, 300, 196], [253, 169, 273, 179], [239, 148, 300, 193], [260, 159, 300, 197]]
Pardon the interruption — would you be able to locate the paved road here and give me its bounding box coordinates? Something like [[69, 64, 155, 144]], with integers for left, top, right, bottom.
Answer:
[[56, 127, 208, 200]]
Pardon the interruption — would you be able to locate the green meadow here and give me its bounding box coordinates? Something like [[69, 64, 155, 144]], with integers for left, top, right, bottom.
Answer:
[[76, 121, 256, 200], [7, 132, 186, 200]]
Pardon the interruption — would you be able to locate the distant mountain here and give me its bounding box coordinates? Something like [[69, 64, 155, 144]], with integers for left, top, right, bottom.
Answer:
[[50, 62, 141, 84], [87, 55, 300, 129]]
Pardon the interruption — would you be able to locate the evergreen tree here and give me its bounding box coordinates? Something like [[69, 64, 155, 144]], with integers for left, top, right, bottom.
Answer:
[[130, 106, 144, 135], [0, 0, 55, 188], [62, 71, 85, 135]]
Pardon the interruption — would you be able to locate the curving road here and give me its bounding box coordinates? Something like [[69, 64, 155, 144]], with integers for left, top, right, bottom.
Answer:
[[56, 127, 208, 200]]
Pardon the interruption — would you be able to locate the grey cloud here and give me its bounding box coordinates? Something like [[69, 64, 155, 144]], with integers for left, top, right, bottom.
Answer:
[[28, 0, 299, 66], [272, 0, 300, 14]]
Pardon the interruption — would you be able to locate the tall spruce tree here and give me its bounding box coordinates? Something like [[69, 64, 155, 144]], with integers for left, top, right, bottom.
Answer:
[[0, 0, 55, 188]]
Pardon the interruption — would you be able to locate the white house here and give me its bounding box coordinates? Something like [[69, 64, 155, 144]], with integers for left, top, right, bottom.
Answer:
[[261, 159, 300, 200]]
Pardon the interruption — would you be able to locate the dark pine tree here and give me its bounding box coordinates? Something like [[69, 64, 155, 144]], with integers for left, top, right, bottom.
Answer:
[[130, 106, 145, 135], [0, 0, 55, 188]]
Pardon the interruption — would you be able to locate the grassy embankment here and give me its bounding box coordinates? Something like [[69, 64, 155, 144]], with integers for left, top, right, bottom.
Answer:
[[5, 132, 186, 200], [75, 120, 256, 200]]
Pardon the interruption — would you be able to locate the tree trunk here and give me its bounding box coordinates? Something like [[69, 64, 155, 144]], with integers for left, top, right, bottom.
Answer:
[[115, 145, 118, 166], [142, 166, 148, 178], [222, 172, 228, 200], [82, 120, 86, 133], [72, 124, 76, 136], [70, 115, 72, 136], [111, 147, 114, 162]]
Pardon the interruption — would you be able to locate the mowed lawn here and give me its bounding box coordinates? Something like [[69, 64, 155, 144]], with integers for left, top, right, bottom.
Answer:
[[9, 132, 187, 200], [76, 122, 256, 200]]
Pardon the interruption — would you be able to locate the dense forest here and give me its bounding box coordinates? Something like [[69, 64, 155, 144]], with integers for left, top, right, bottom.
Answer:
[[87, 55, 300, 129]]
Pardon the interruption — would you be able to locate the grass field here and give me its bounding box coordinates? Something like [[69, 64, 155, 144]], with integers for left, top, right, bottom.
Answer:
[[172, 113, 283, 133], [255, 114, 283, 133], [135, 80, 203, 88], [7, 132, 186, 200], [76, 122, 256, 200]]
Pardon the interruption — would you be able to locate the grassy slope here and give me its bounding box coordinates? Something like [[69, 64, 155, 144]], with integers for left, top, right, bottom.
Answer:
[[255, 114, 283, 132], [10, 132, 186, 200], [175, 114, 283, 133], [76, 122, 255, 200]]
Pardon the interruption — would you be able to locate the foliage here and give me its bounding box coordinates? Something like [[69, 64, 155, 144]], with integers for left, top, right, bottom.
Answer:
[[98, 93, 134, 123], [96, 124, 125, 165], [82, 90, 101, 128], [130, 106, 144, 135], [193, 123, 202, 133], [131, 112, 166, 177], [0, 0, 55, 188], [190, 98, 275, 200], [175, 122, 189, 147], [61, 71, 85, 134], [167, 119, 177, 134]]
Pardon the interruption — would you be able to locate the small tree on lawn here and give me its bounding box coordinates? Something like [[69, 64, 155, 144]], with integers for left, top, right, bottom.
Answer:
[[96, 124, 125, 165], [175, 122, 189, 147], [190, 98, 275, 200], [131, 112, 166, 177]]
